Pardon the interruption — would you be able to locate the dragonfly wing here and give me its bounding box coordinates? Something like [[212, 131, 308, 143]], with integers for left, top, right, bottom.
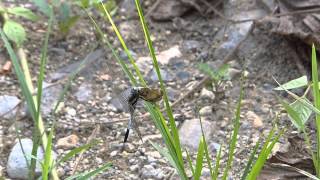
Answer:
[[118, 88, 139, 113]]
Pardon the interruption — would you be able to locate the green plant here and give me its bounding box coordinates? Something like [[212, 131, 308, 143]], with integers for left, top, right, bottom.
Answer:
[[0, 4, 112, 180], [31, 0, 117, 38], [0, 4, 38, 47], [85, 1, 284, 179], [274, 44, 320, 178], [198, 63, 230, 92]]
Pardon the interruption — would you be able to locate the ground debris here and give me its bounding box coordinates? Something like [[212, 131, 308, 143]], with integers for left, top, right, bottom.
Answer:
[[257, 0, 320, 49], [150, 0, 222, 21], [259, 135, 315, 179]]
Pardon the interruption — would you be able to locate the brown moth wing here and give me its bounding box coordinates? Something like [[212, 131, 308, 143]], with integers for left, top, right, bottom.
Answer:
[[138, 87, 163, 103]]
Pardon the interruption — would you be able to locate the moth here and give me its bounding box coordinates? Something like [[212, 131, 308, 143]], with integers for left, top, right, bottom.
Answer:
[[119, 87, 163, 144]]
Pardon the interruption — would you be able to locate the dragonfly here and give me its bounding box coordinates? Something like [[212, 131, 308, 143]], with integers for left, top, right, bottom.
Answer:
[[118, 87, 163, 145]]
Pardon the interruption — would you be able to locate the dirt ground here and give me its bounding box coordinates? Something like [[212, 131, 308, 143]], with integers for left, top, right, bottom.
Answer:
[[0, 0, 316, 179]]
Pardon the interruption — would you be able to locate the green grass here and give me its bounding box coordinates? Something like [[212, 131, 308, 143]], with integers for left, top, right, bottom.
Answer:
[[311, 44, 320, 176], [1, 5, 111, 180], [91, 1, 286, 179]]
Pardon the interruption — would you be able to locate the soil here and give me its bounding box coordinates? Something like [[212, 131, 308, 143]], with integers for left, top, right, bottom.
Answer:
[[0, 0, 314, 179]]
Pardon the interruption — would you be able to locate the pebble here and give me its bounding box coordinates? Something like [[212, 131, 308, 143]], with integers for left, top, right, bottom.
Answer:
[[175, 71, 190, 83], [228, 68, 241, 79], [65, 107, 77, 116], [75, 83, 92, 103], [147, 68, 174, 82], [209, 142, 221, 152], [120, 0, 139, 18], [200, 88, 215, 100], [56, 134, 79, 149], [110, 150, 118, 157], [130, 164, 140, 172], [182, 40, 201, 52], [7, 138, 56, 179], [0, 95, 20, 119], [33, 82, 63, 117], [199, 106, 212, 117], [166, 87, 178, 101], [246, 111, 264, 128], [156, 45, 182, 65], [119, 21, 140, 40], [140, 165, 164, 179], [119, 49, 137, 61], [179, 119, 213, 150]]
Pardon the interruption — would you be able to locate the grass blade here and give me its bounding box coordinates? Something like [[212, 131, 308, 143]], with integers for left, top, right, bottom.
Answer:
[[199, 116, 214, 179], [247, 126, 285, 179], [99, 2, 146, 86], [65, 162, 112, 180], [311, 44, 320, 176], [55, 140, 100, 167], [222, 81, 244, 180], [185, 149, 195, 176], [213, 145, 222, 180], [241, 138, 261, 180], [149, 141, 178, 171], [84, 9, 137, 86], [194, 137, 205, 180], [42, 126, 54, 180]]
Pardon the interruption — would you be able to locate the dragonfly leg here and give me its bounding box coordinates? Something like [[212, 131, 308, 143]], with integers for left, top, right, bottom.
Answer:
[[131, 114, 143, 143]]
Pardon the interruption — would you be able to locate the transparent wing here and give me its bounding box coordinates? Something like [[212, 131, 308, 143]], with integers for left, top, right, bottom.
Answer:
[[118, 88, 136, 113]]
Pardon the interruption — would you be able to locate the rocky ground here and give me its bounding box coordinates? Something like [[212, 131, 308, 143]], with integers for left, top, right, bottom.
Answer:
[[0, 0, 316, 179]]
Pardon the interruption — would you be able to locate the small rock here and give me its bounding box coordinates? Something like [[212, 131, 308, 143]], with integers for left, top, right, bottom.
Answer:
[[57, 167, 65, 177], [75, 83, 92, 103], [110, 150, 118, 157], [228, 68, 241, 79], [157, 45, 182, 65], [57, 134, 79, 149], [100, 74, 112, 81], [130, 164, 139, 172], [246, 111, 264, 128], [147, 68, 174, 82], [179, 119, 213, 150], [119, 21, 140, 40], [140, 165, 164, 179], [170, 59, 185, 69], [200, 88, 215, 100], [136, 56, 152, 73], [208, 142, 221, 153], [119, 49, 137, 61], [7, 138, 56, 179], [120, 0, 139, 18], [0, 95, 20, 119], [145, 151, 162, 159], [27, 82, 64, 117], [166, 87, 178, 101], [182, 40, 201, 52], [65, 107, 77, 116], [199, 106, 212, 116], [202, 167, 211, 178], [176, 71, 190, 83]]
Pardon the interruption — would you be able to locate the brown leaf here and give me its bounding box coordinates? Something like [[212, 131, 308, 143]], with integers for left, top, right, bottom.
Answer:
[[259, 135, 316, 179]]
